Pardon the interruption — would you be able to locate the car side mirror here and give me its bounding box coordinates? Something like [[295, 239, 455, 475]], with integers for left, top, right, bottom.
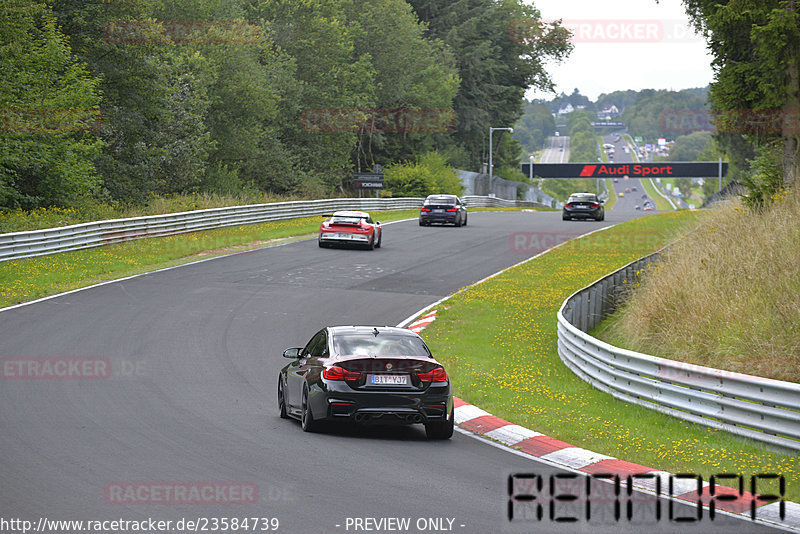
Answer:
[[283, 347, 301, 359], [375, 221, 380, 225]]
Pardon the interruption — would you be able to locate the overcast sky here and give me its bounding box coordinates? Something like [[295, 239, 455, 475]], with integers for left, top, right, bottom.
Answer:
[[524, 0, 715, 102]]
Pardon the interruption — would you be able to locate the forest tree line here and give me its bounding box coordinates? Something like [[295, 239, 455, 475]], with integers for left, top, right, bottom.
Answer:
[[0, 0, 570, 210]]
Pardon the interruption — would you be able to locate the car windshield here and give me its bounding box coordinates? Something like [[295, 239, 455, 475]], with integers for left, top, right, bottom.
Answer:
[[568, 195, 596, 202], [425, 196, 455, 205], [332, 333, 431, 357]]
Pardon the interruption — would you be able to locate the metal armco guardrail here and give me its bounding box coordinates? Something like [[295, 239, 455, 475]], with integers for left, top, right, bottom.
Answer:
[[0, 195, 542, 262], [557, 250, 800, 451]]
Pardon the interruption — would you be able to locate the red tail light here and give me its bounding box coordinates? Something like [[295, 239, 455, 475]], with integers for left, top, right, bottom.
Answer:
[[565, 203, 573, 208], [591, 203, 599, 209], [446, 208, 457, 212], [323, 366, 361, 381], [420, 208, 431, 212], [418, 367, 447, 382]]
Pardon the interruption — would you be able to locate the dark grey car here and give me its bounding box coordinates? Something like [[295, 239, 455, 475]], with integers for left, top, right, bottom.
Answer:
[[278, 326, 454, 439], [419, 194, 467, 226], [562, 192, 605, 221]]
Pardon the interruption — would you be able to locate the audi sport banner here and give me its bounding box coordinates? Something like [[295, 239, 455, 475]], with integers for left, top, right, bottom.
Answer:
[[521, 162, 727, 179]]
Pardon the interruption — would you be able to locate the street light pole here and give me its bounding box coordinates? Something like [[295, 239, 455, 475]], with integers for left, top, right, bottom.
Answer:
[[489, 127, 514, 179], [529, 155, 534, 181]]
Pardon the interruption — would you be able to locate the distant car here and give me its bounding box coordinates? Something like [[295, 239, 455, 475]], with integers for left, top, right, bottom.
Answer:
[[632, 187, 637, 192], [619, 192, 624, 197], [562, 192, 604, 221], [278, 326, 454, 439], [635, 205, 641, 210], [643, 202, 655, 211], [625, 188, 631, 193], [419, 195, 467, 227], [319, 211, 382, 249], [613, 178, 618, 183]]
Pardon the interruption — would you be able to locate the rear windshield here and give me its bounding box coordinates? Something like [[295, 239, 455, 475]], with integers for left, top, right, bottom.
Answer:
[[332, 333, 431, 357], [568, 195, 597, 202], [425, 196, 455, 205], [330, 215, 365, 225]]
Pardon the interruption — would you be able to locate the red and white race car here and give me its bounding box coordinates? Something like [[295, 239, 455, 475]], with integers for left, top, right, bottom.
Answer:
[[319, 211, 382, 250]]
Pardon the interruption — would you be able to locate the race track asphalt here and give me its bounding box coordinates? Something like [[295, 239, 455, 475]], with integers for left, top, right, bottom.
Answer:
[[0, 211, 777, 533]]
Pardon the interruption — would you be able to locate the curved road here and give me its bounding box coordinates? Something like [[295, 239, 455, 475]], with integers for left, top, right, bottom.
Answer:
[[0, 212, 776, 533]]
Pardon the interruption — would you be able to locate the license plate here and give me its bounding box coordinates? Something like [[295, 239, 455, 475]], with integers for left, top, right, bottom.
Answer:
[[433, 209, 444, 213], [335, 233, 353, 239], [369, 374, 409, 386]]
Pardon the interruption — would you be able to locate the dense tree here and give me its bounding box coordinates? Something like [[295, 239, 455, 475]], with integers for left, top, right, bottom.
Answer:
[[595, 90, 639, 112], [620, 89, 707, 141], [683, 0, 800, 199], [340, 0, 460, 171], [668, 131, 713, 162], [4, 0, 571, 208], [0, 0, 103, 208], [565, 110, 597, 162], [408, 0, 571, 172], [513, 100, 555, 152], [50, 0, 227, 201]]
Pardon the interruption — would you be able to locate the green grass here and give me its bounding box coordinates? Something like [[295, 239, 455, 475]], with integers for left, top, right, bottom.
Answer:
[[603, 179, 617, 211], [597, 136, 610, 163], [640, 178, 676, 211], [660, 178, 705, 208], [419, 211, 797, 501]]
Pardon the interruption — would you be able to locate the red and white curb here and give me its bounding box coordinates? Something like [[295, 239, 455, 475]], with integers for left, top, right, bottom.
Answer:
[[407, 310, 437, 334], [413, 312, 798, 531], [452, 397, 797, 530]]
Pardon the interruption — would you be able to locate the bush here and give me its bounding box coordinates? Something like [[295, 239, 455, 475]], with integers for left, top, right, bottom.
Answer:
[[384, 152, 463, 197], [741, 143, 786, 210]]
